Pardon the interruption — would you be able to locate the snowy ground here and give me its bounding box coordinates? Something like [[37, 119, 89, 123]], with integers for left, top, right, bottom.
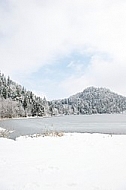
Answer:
[[0, 127, 5, 131], [0, 128, 126, 190]]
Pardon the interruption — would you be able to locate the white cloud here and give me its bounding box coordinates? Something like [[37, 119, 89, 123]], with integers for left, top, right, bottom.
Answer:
[[1, 0, 126, 98], [0, 0, 71, 75], [67, 61, 84, 73], [61, 55, 126, 97]]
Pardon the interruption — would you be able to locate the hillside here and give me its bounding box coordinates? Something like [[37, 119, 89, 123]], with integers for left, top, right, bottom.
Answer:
[[0, 72, 126, 118], [50, 87, 126, 115], [0, 72, 49, 118]]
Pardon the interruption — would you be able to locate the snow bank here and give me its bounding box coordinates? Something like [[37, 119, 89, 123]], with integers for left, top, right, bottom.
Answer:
[[0, 133, 126, 190], [0, 127, 5, 131]]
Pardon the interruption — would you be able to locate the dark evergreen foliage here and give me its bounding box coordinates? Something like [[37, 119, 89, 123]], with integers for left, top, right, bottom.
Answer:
[[0, 72, 49, 118], [52, 87, 126, 115], [1, 72, 126, 118]]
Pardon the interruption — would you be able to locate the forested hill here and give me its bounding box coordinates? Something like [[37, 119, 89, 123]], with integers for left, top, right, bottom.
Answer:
[[51, 87, 126, 115], [1, 72, 126, 118], [0, 72, 49, 118]]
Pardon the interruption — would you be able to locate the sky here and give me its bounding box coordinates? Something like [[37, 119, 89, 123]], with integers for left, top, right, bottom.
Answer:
[[1, 0, 126, 100]]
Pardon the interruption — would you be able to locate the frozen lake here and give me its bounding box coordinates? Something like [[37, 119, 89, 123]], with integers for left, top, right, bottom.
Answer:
[[1, 114, 126, 139]]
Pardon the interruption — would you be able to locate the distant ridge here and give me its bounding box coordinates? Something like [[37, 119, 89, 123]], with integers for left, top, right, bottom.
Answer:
[[0, 72, 126, 118]]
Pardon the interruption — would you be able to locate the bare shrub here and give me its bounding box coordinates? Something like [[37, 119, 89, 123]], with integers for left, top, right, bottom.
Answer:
[[43, 131, 64, 137], [0, 130, 10, 138], [28, 131, 64, 138]]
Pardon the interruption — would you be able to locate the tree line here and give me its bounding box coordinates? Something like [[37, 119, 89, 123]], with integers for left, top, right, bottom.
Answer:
[[0, 72, 49, 118], [51, 87, 126, 115], [1, 72, 126, 118]]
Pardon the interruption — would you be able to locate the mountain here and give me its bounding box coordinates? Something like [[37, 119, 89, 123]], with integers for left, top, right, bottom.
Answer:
[[0, 72, 126, 118], [50, 87, 126, 115]]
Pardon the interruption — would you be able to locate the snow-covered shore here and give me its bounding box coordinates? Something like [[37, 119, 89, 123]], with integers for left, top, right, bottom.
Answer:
[[0, 131, 126, 190], [0, 127, 5, 130]]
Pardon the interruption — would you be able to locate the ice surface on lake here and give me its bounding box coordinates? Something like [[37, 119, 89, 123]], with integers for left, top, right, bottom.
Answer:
[[0, 114, 126, 139]]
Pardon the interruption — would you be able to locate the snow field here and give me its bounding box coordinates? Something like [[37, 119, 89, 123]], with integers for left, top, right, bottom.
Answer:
[[0, 132, 126, 190]]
